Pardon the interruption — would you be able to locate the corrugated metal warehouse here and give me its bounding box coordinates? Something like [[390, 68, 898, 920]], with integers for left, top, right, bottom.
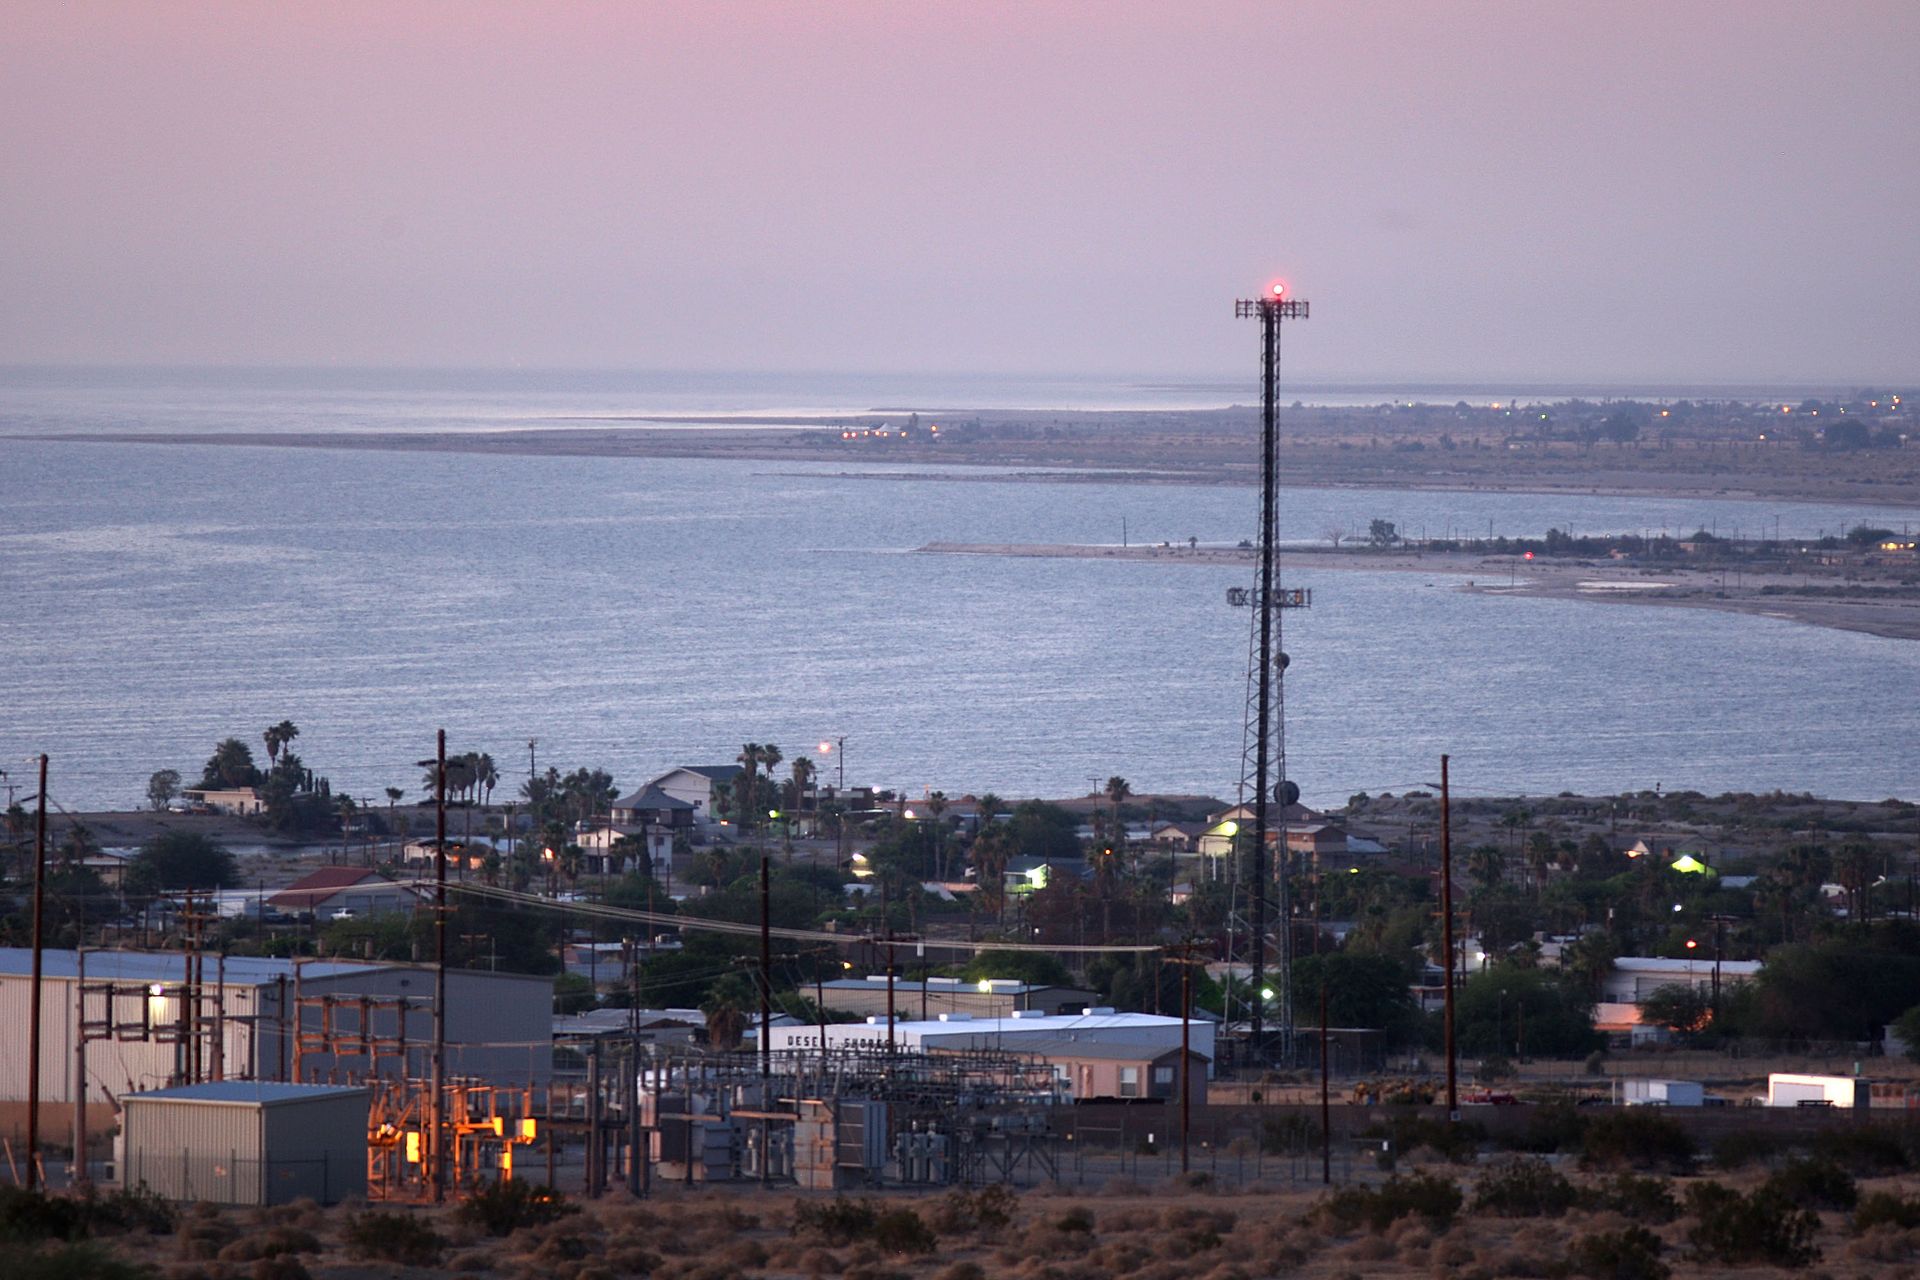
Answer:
[[120, 1082, 369, 1205], [0, 948, 554, 1121]]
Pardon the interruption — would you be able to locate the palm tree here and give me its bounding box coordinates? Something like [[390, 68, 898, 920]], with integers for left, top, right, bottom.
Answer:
[[759, 744, 783, 824], [735, 744, 763, 831], [1105, 776, 1132, 870], [474, 753, 499, 808], [263, 720, 299, 769], [1468, 844, 1505, 893], [790, 756, 816, 809], [926, 791, 950, 879]]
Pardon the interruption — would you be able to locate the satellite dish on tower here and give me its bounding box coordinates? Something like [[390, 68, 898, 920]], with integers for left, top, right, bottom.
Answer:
[[1275, 780, 1300, 806]]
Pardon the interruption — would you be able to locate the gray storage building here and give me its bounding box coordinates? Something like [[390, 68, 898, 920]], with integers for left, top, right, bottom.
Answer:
[[121, 1081, 369, 1205]]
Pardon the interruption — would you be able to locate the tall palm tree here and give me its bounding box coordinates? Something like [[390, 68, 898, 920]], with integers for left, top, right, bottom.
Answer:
[[759, 744, 783, 824], [263, 720, 299, 769], [790, 756, 816, 808], [1105, 776, 1132, 871], [926, 791, 950, 879], [735, 744, 763, 831], [474, 753, 499, 808]]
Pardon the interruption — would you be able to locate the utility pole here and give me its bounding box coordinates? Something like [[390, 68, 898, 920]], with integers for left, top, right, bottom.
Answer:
[[1440, 754, 1458, 1121], [414, 733, 449, 1203], [27, 753, 48, 1192], [759, 846, 772, 1079], [1320, 981, 1332, 1186]]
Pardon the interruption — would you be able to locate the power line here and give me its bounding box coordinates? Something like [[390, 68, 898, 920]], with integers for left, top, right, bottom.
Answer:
[[445, 882, 1161, 954]]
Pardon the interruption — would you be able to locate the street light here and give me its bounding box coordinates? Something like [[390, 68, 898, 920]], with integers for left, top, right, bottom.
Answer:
[[817, 737, 845, 791]]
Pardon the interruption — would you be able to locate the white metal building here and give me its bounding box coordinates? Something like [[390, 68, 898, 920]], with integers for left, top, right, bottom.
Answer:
[[766, 1009, 1216, 1074], [120, 1081, 369, 1205], [0, 948, 554, 1112]]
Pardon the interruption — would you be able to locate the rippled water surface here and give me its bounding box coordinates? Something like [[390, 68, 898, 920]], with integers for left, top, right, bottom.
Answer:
[[4, 375, 1918, 811]]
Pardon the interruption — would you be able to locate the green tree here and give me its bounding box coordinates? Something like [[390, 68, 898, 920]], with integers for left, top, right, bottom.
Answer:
[[262, 720, 300, 769], [1367, 518, 1398, 547], [553, 972, 596, 1015], [1639, 982, 1712, 1038], [145, 769, 181, 812], [199, 738, 262, 789], [126, 831, 237, 896], [1455, 963, 1600, 1058], [1293, 951, 1420, 1042], [962, 948, 1075, 989]]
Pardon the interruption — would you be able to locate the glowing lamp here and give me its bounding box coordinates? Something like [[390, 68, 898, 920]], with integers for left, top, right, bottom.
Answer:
[[1269, 281, 1287, 299], [978, 979, 994, 993], [1670, 854, 1711, 875], [1259, 986, 1276, 1001], [1685, 939, 1698, 950]]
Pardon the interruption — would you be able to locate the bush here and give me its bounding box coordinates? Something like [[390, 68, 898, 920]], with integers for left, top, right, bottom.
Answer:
[[457, 1179, 578, 1237], [1358, 1113, 1483, 1164], [1854, 1190, 1920, 1233], [84, 1184, 176, 1236], [0, 1187, 87, 1244], [929, 1185, 1015, 1234], [1323, 1172, 1462, 1233], [1710, 1129, 1781, 1170], [344, 1210, 444, 1265], [1505, 1102, 1587, 1154], [1258, 1112, 1319, 1154], [1811, 1124, 1910, 1174], [794, 1199, 879, 1246], [870, 1208, 936, 1256], [1764, 1156, 1858, 1211], [1578, 1110, 1695, 1174], [1579, 1173, 1680, 1224], [1470, 1156, 1576, 1217], [1053, 1206, 1095, 1234], [1684, 1182, 1819, 1268], [0, 1241, 155, 1280], [1565, 1226, 1671, 1280]]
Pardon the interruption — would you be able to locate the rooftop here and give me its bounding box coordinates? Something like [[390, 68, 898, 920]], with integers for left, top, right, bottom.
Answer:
[[0, 948, 379, 985], [128, 1081, 369, 1106]]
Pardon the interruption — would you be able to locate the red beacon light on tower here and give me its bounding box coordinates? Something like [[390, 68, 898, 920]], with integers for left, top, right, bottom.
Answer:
[[1268, 281, 1288, 300]]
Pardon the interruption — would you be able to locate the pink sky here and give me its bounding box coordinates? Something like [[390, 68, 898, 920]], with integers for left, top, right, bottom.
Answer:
[[2, 2, 1914, 382]]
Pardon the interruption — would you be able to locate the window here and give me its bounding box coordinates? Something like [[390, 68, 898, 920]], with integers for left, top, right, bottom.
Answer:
[[1119, 1066, 1140, 1097], [1152, 1065, 1174, 1086]]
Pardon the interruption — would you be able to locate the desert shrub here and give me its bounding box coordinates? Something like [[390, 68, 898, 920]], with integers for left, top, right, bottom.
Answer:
[[85, 1184, 177, 1236], [0, 1187, 88, 1244], [250, 1255, 311, 1280], [1565, 1225, 1670, 1280], [174, 1215, 239, 1260], [1684, 1181, 1819, 1268], [1811, 1124, 1910, 1174], [0, 1240, 157, 1280], [1503, 1102, 1586, 1154], [928, 1185, 1016, 1235], [458, 1178, 579, 1237], [1577, 1110, 1694, 1174], [1579, 1172, 1679, 1224], [1053, 1205, 1095, 1234], [217, 1226, 321, 1263], [1764, 1155, 1858, 1211], [869, 1209, 935, 1256], [1323, 1172, 1461, 1233], [793, 1198, 879, 1246], [344, 1210, 444, 1265], [1857, 1190, 1920, 1233], [1258, 1112, 1319, 1154], [1470, 1157, 1576, 1217], [1359, 1113, 1482, 1164], [1709, 1129, 1781, 1170]]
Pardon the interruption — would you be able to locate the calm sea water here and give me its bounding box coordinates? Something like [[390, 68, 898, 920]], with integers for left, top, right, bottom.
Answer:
[[4, 371, 1918, 812]]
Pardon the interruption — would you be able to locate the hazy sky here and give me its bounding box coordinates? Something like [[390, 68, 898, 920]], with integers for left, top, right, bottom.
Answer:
[[3, 2, 1914, 384]]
